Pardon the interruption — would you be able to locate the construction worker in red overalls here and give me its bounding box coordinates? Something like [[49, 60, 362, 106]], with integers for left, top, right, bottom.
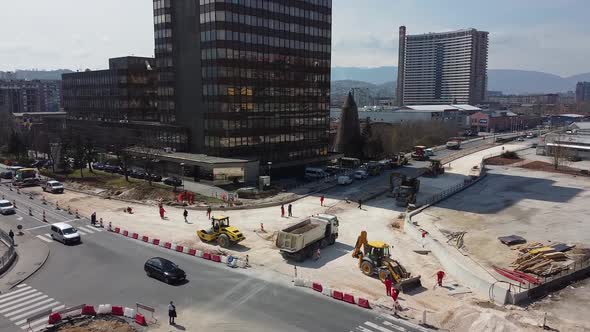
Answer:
[[159, 206, 166, 219], [436, 270, 445, 287], [320, 195, 324, 206], [384, 276, 393, 296]]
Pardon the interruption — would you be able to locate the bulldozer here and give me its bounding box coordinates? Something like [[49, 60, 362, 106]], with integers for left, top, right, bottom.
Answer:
[[423, 159, 445, 177], [352, 231, 421, 291], [197, 215, 245, 248]]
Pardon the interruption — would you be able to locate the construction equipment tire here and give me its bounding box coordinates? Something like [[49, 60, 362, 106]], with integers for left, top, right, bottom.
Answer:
[[378, 269, 390, 282], [320, 239, 329, 249], [218, 234, 230, 248], [360, 261, 374, 276]]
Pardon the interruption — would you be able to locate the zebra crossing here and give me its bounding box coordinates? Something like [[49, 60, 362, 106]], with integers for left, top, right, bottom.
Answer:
[[35, 224, 104, 243], [351, 316, 431, 332], [0, 284, 64, 331]]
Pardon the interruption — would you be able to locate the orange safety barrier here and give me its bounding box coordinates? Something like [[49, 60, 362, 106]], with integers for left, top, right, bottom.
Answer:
[[142, 236, 149, 242], [132, 233, 139, 239], [112, 306, 124, 316], [211, 254, 221, 262], [357, 298, 371, 309], [343, 293, 355, 304], [332, 290, 343, 301], [152, 239, 160, 245], [135, 313, 147, 326], [312, 282, 323, 293], [164, 242, 172, 249], [114, 227, 120, 233], [81, 305, 96, 316], [48, 312, 62, 325]]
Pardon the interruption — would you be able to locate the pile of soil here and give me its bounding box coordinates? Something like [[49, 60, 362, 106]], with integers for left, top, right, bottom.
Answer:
[[520, 161, 590, 177], [48, 317, 139, 332], [485, 156, 524, 166]]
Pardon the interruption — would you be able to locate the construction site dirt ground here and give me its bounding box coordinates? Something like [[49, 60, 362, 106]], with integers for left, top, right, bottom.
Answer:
[[412, 165, 590, 331]]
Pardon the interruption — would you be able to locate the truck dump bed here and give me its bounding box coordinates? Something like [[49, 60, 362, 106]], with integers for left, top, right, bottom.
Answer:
[[276, 218, 327, 253]]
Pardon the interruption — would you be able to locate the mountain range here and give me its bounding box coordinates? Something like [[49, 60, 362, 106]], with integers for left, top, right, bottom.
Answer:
[[331, 66, 590, 95]]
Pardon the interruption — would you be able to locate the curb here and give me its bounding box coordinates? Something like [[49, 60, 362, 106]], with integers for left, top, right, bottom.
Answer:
[[109, 227, 247, 269], [8, 242, 50, 291]]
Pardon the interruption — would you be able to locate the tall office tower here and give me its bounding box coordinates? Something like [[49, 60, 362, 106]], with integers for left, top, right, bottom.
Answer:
[[396, 27, 489, 106], [153, 0, 332, 165], [576, 82, 590, 103]]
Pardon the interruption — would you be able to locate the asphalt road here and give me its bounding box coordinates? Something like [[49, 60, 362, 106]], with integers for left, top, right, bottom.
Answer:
[[0, 184, 427, 332]]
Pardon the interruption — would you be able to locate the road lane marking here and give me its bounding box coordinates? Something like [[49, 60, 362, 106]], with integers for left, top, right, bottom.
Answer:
[[77, 226, 94, 234], [24, 225, 51, 231], [13, 304, 65, 327], [9, 301, 61, 321], [0, 292, 44, 310], [35, 235, 52, 243], [0, 286, 31, 298], [0, 295, 49, 313], [364, 321, 401, 332], [3, 298, 55, 317], [16, 284, 28, 288], [0, 289, 36, 303]]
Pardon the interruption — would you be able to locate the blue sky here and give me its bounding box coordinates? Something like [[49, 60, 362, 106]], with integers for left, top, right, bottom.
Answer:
[[0, 0, 588, 76]]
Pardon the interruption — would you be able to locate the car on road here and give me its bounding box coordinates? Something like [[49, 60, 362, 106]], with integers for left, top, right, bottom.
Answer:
[[43, 180, 64, 194], [50, 222, 81, 245], [0, 200, 16, 215], [144, 257, 186, 284], [163, 177, 182, 187], [92, 162, 106, 170], [0, 171, 13, 179], [354, 170, 368, 180], [516, 137, 525, 142], [337, 175, 353, 185]]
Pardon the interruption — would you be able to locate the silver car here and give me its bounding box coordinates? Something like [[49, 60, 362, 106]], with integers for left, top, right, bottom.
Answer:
[[0, 200, 15, 215]]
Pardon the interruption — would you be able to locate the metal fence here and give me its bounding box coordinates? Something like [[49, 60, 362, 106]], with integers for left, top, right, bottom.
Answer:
[[0, 229, 16, 270]]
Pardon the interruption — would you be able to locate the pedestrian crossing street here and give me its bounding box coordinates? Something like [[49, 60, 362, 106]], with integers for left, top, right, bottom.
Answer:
[[35, 224, 104, 243], [0, 284, 64, 331], [351, 316, 430, 332]]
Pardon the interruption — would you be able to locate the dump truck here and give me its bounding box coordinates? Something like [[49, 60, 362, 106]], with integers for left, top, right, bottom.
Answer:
[[411, 146, 428, 161], [390, 170, 421, 207], [276, 214, 339, 262]]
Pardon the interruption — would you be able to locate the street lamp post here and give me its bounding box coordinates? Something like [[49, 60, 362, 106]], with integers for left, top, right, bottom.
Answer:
[[267, 162, 272, 178], [180, 163, 185, 178]]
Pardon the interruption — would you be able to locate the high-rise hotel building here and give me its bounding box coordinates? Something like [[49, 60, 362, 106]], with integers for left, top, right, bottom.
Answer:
[[153, 0, 332, 165], [396, 27, 488, 106]]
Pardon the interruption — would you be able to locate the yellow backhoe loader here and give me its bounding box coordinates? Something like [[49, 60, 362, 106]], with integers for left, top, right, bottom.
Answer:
[[352, 231, 421, 291]]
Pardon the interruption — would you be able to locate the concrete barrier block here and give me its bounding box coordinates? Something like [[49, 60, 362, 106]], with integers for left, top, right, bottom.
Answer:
[[97, 304, 112, 315], [294, 278, 306, 287], [123, 307, 135, 318], [303, 280, 313, 288]]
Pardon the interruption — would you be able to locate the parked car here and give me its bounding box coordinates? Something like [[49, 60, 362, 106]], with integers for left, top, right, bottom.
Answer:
[[516, 137, 525, 142], [43, 180, 64, 194], [147, 174, 162, 182], [163, 177, 182, 187], [338, 175, 353, 185], [354, 170, 368, 180], [30, 160, 47, 168], [144, 257, 186, 284], [0, 200, 16, 215], [130, 170, 146, 179], [0, 171, 13, 180], [92, 162, 106, 170]]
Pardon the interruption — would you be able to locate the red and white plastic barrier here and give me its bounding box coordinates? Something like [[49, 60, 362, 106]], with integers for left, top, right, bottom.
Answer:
[[294, 279, 371, 310], [108, 226, 247, 269]]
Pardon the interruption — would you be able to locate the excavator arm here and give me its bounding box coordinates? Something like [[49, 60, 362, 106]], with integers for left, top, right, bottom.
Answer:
[[352, 231, 367, 258]]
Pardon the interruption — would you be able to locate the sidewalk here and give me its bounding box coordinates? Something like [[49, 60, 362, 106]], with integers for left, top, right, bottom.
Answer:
[[0, 231, 49, 293]]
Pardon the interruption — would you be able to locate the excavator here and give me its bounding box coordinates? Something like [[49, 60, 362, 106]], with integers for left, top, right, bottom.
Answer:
[[352, 231, 422, 291]]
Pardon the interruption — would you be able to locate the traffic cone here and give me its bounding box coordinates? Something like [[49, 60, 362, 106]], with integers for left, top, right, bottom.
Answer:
[[56, 202, 60, 210], [67, 206, 72, 215], [43, 211, 47, 222], [13, 200, 17, 208], [29, 193, 33, 200]]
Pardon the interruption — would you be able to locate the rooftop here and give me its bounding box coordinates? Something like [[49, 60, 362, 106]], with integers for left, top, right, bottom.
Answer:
[[401, 104, 481, 112], [125, 147, 257, 165]]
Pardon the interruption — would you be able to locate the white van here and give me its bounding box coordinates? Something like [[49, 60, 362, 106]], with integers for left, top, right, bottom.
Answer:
[[305, 167, 327, 179], [50, 223, 81, 245]]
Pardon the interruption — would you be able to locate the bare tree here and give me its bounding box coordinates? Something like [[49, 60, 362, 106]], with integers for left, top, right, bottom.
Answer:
[[133, 145, 160, 186], [548, 134, 572, 170]]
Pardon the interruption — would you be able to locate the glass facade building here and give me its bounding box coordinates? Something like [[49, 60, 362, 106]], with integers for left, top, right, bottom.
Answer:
[[153, 0, 332, 164]]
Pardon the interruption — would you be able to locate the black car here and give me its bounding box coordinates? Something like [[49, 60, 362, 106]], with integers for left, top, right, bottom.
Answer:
[[163, 177, 182, 187], [144, 257, 186, 284], [0, 171, 13, 180], [93, 162, 106, 170]]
